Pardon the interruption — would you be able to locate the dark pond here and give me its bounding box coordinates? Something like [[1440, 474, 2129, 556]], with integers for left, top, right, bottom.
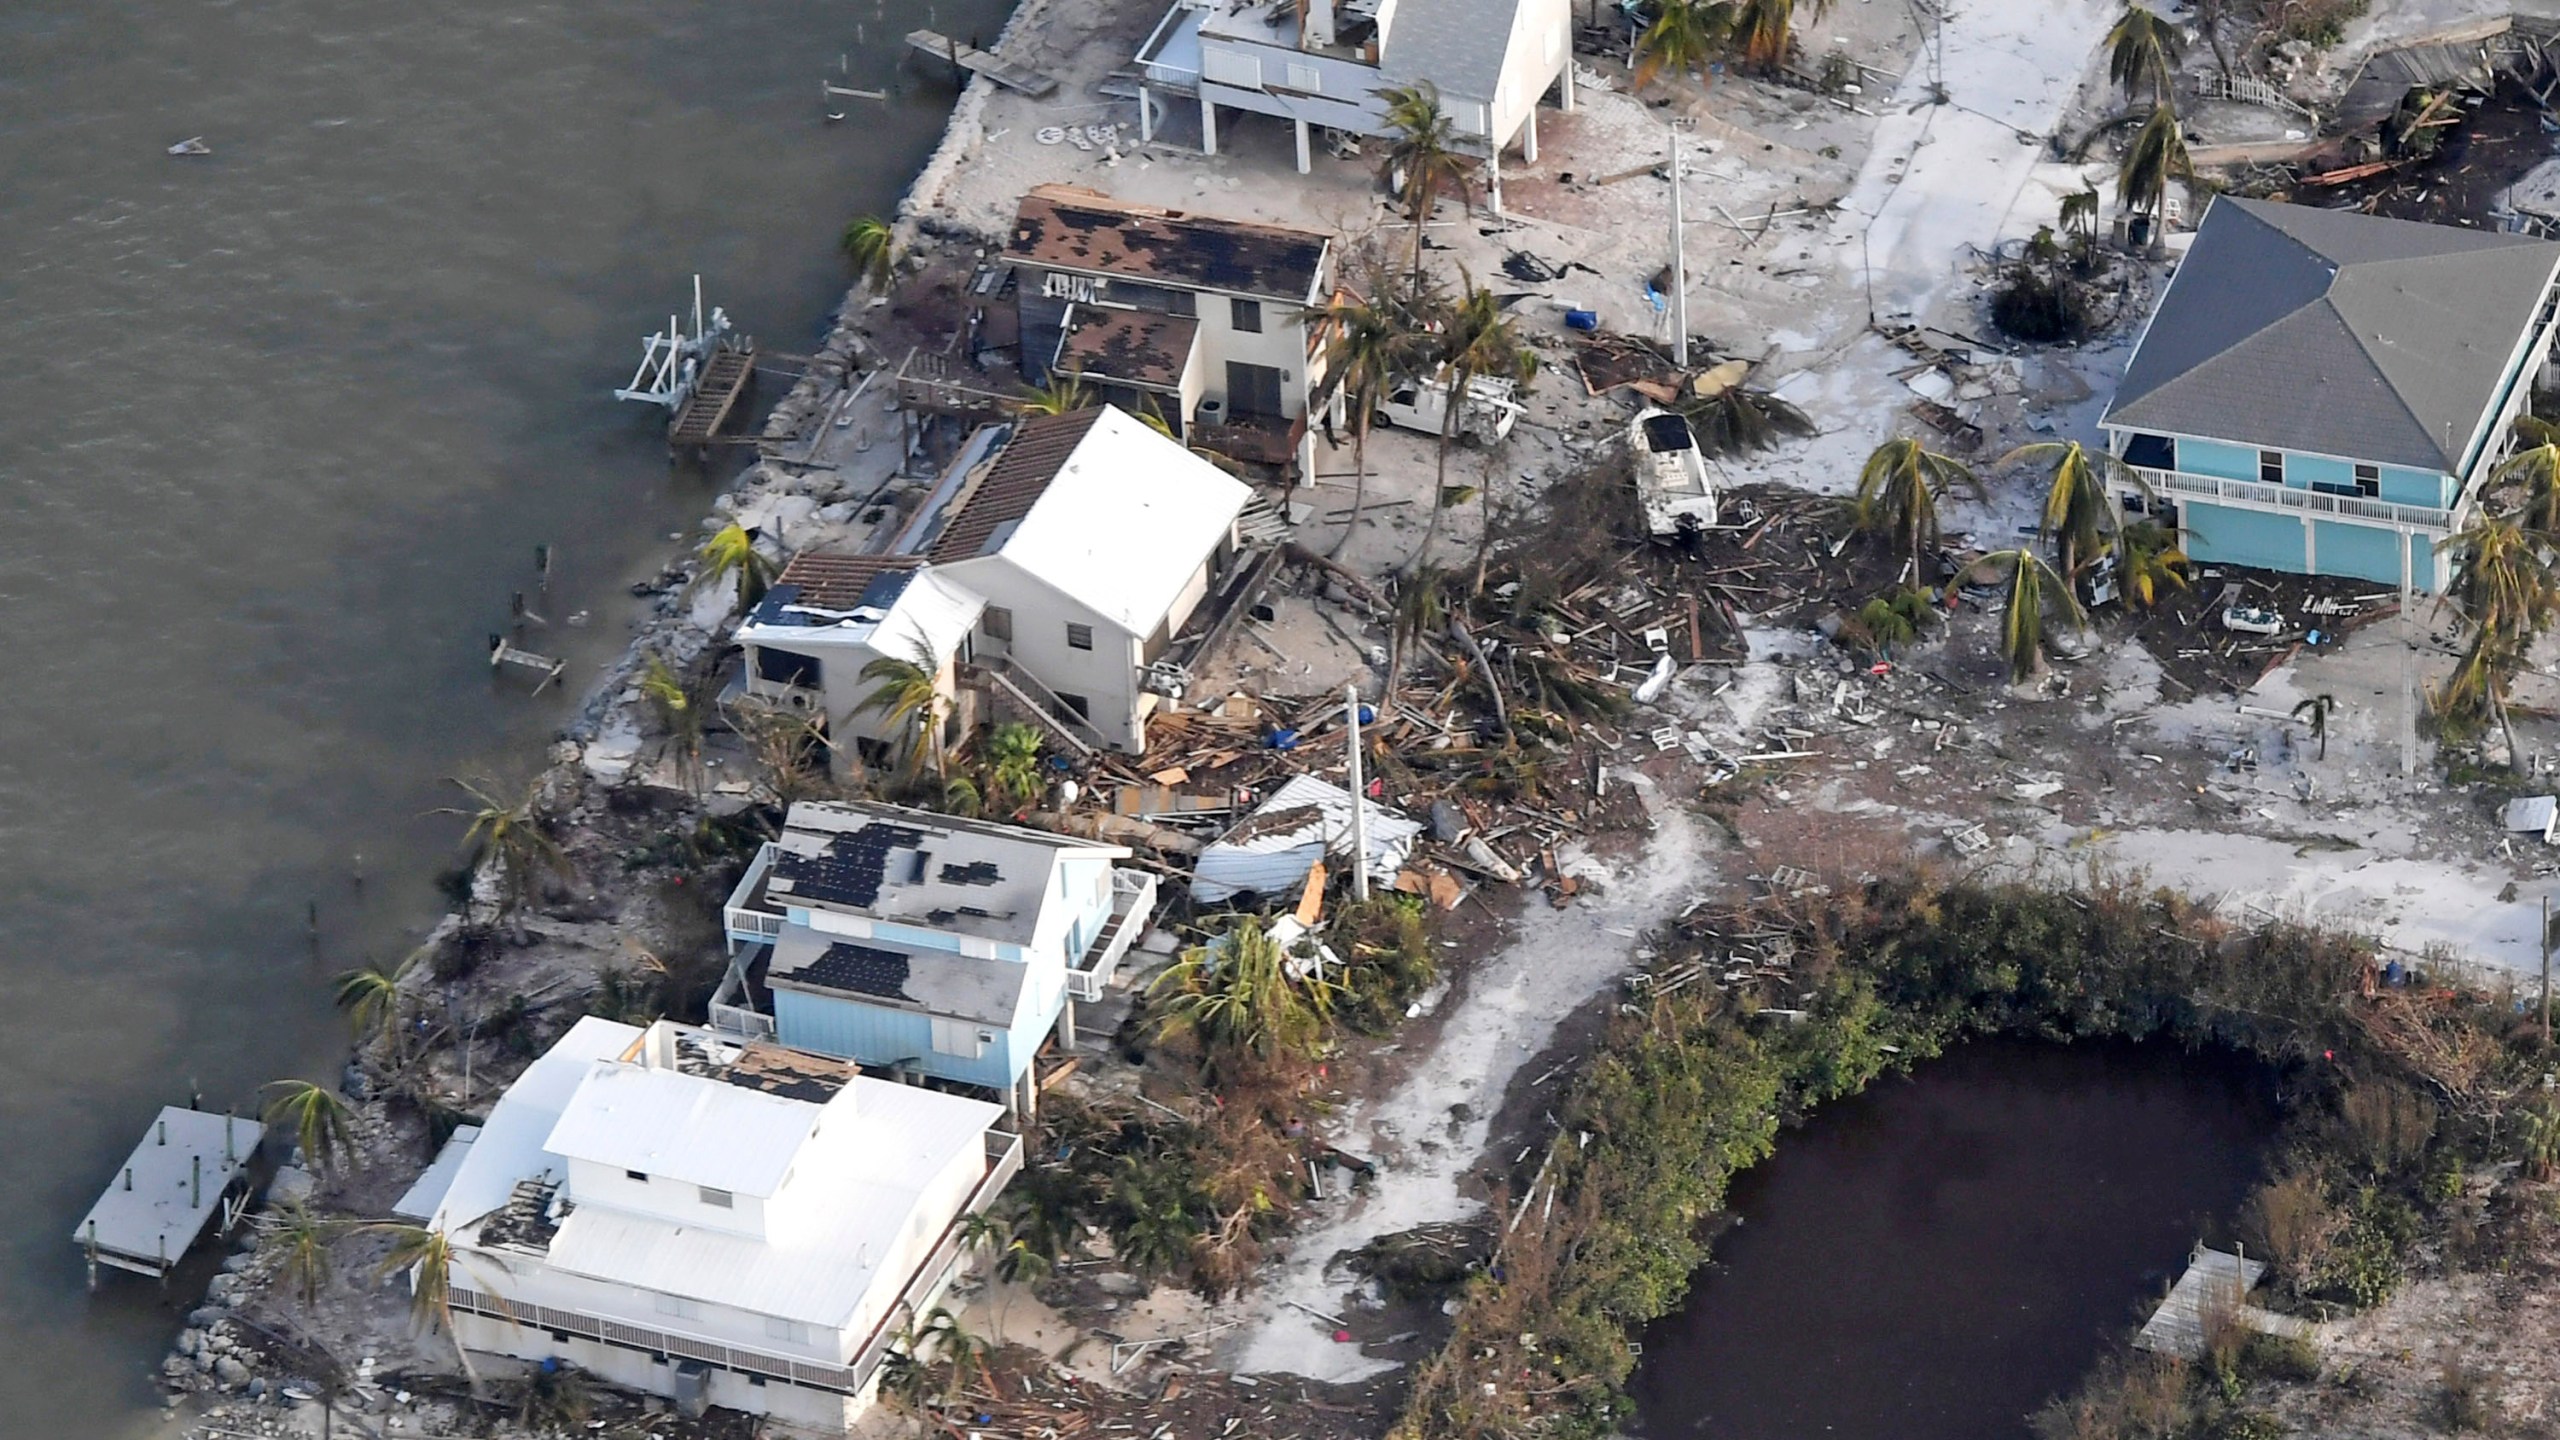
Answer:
[[1628, 1038, 2278, 1440]]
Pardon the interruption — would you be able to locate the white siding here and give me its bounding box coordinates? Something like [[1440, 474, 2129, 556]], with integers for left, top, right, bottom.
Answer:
[[938, 559, 1148, 749]]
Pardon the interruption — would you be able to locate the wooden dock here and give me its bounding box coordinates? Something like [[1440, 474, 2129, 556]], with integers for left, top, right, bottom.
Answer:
[[2134, 1246, 2318, 1358], [76, 1108, 259, 1287], [669, 341, 757, 452], [906, 29, 1058, 98]]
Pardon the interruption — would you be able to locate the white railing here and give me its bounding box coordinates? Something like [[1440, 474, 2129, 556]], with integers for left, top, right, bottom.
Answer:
[[724, 843, 785, 950], [2130, 466, 2453, 531], [1067, 869, 1159, 1002]]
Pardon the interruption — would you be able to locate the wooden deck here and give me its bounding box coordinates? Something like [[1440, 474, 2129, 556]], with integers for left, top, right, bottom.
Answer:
[[2134, 1246, 2319, 1358], [669, 342, 757, 450], [76, 1108, 258, 1285], [906, 29, 1058, 98]]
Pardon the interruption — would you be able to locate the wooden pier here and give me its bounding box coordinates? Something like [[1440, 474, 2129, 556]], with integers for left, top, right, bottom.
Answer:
[[906, 29, 1058, 98], [668, 341, 757, 453], [76, 1108, 259, 1287], [2133, 1246, 2319, 1358]]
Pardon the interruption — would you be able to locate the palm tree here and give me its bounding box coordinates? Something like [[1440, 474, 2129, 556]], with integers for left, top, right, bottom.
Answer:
[[1152, 918, 1337, 1079], [369, 1223, 492, 1396], [2059, 185, 2104, 271], [2005, 440, 2140, 581], [1376, 83, 1475, 277], [1634, 0, 1732, 90], [1310, 279, 1429, 557], [262, 1079, 356, 1177], [639, 656, 708, 794], [2497, 432, 2560, 537], [436, 778, 573, 938], [2106, 6, 2185, 105], [334, 951, 416, 1052], [695, 522, 777, 611], [261, 1200, 346, 1310], [1682, 386, 1816, 457], [2436, 510, 2556, 767], [857, 643, 948, 781], [2116, 520, 2190, 607], [980, 722, 1045, 815], [913, 1307, 993, 1402], [1407, 276, 1533, 577], [841, 215, 896, 291], [1854, 587, 1933, 659], [2292, 692, 2337, 761], [1733, 0, 1826, 70], [1851, 438, 1980, 581], [1014, 371, 1092, 417], [2119, 103, 2192, 241], [1980, 548, 2086, 681]]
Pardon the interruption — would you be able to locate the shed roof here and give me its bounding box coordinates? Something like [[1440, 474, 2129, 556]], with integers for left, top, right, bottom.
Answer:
[[932, 405, 1252, 634], [2105, 197, 2560, 473], [1007, 185, 1329, 301]]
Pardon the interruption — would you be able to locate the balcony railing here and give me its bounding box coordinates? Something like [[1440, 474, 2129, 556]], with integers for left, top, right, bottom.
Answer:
[[1068, 869, 1160, 1002], [724, 843, 786, 950], [447, 1129, 1023, 1400], [2129, 466, 2454, 531]]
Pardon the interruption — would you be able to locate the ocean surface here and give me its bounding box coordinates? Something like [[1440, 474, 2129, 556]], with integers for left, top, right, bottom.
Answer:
[[0, 0, 1003, 1430]]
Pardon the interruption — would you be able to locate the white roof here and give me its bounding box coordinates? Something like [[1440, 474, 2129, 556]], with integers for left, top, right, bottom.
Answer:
[[542, 1081, 998, 1329], [543, 1064, 832, 1198], [978, 406, 1250, 634], [393, 1125, 481, 1222], [1191, 774, 1425, 904], [433, 1016, 636, 1232], [737, 566, 985, 669]]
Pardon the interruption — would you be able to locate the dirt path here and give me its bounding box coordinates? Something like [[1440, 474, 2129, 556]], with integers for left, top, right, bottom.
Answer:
[[1222, 774, 1717, 1383]]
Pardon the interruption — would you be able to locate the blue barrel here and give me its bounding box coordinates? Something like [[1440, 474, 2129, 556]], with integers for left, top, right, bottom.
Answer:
[[1565, 308, 1600, 331]]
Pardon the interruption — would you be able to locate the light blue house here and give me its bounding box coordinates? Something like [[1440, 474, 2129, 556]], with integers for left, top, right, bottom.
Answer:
[[2100, 197, 2560, 593], [714, 801, 1157, 1115]]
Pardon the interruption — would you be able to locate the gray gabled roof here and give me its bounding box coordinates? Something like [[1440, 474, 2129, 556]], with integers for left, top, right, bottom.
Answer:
[[2104, 197, 2560, 474], [1381, 0, 1525, 105]]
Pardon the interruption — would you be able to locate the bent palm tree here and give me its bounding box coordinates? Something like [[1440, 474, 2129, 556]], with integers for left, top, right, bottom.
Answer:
[[436, 779, 573, 937], [1851, 438, 1980, 580], [841, 215, 896, 291], [1734, 0, 1824, 70], [1310, 280, 1428, 557], [261, 1200, 347, 1310], [1683, 386, 1816, 458], [334, 952, 417, 1052], [2119, 103, 2192, 239], [639, 656, 708, 794], [857, 644, 947, 781], [2498, 433, 2560, 537], [1014, 371, 1093, 417], [2116, 520, 2191, 607], [369, 1223, 493, 1396], [1152, 918, 1337, 1079], [1409, 277, 1534, 578], [1982, 548, 2086, 682], [695, 522, 777, 611], [1634, 0, 1732, 90], [2106, 6, 2185, 105], [2005, 440, 2138, 582], [1376, 84, 1474, 277], [2436, 509, 2557, 767], [262, 1079, 356, 1177]]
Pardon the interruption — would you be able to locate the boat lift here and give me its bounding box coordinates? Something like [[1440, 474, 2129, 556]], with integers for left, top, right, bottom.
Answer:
[[615, 276, 759, 455]]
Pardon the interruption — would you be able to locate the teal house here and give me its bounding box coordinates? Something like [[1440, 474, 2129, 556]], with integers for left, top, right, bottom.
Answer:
[[2100, 197, 2560, 593], [713, 801, 1158, 1116]]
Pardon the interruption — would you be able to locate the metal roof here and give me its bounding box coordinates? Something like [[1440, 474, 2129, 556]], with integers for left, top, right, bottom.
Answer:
[[2105, 197, 2560, 473], [545, 1063, 830, 1198], [935, 405, 1252, 634], [433, 1017, 638, 1232], [1007, 185, 1330, 302], [1191, 774, 1425, 904]]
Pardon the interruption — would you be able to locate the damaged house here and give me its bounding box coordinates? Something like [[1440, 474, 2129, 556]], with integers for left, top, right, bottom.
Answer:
[[737, 405, 1271, 758], [408, 1016, 1019, 1432], [717, 799, 1159, 1114], [2102, 197, 2560, 592], [1004, 184, 1333, 475]]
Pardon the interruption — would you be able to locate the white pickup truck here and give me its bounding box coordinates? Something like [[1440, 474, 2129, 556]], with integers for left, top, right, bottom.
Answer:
[[1375, 366, 1524, 446], [1630, 407, 1720, 537]]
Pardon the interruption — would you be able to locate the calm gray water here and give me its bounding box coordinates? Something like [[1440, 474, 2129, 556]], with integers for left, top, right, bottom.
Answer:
[[0, 0, 1003, 1431]]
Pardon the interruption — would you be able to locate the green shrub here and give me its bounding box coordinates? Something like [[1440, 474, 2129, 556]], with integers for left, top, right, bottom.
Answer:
[[2237, 1332, 2322, 1385]]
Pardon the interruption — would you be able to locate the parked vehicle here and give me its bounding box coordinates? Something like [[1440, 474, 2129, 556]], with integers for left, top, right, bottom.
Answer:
[[1376, 365, 1523, 446], [1629, 406, 1719, 537]]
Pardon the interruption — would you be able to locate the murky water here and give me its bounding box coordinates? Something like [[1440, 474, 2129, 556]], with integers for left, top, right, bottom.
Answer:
[[0, 0, 1003, 1430], [1629, 1040, 2276, 1440]]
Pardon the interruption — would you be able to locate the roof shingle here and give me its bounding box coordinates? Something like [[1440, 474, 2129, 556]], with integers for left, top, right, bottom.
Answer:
[[1007, 185, 1329, 302]]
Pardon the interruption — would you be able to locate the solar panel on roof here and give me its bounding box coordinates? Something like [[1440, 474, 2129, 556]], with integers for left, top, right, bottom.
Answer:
[[799, 943, 913, 1000]]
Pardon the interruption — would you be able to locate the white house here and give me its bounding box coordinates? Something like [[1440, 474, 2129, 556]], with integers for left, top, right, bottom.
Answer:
[[411, 1017, 1019, 1433], [717, 800, 1159, 1114], [1135, 0, 1573, 195], [1005, 185, 1334, 476], [732, 555, 985, 770]]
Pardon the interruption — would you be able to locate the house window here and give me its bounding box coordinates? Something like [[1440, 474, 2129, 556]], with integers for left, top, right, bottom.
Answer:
[[754, 647, 821, 688], [1066, 622, 1095, 650], [982, 605, 1013, 642], [1230, 298, 1263, 334], [626, 1169, 650, 1183], [2355, 463, 2380, 498], [930, 1017, 992, 1058], [1056, 692, 1091, 720], [1283, 61, 1320, 92], [2257, 450, 2284, 485], [765, 1317, 811, 1345], [655, 1295, 702, 1320], [698, 1186, 734, 1208]]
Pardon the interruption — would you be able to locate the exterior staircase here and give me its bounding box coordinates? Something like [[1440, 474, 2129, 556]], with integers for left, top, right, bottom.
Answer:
[[961, 657, 1109, 758]]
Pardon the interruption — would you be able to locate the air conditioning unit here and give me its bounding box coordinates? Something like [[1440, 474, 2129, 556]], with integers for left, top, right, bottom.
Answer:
[[1143, 660, 1190, 699]]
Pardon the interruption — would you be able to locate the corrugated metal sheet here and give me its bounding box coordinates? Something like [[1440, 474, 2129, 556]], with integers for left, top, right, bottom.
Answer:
[[1191, 774, 1424, 904]]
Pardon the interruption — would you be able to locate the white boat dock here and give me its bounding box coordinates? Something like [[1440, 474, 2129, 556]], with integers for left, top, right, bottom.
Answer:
[[75, 1107, 259, 1287], [2133, 1245, 2318, 1358]]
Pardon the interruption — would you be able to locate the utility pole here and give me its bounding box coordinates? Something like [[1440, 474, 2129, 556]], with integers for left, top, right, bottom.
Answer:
[[2541, 893, 2550, 1049], [1668, 124, 1688, 369], [2400, 524, 2418, 781], [1345, 685, 1371, 901]]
